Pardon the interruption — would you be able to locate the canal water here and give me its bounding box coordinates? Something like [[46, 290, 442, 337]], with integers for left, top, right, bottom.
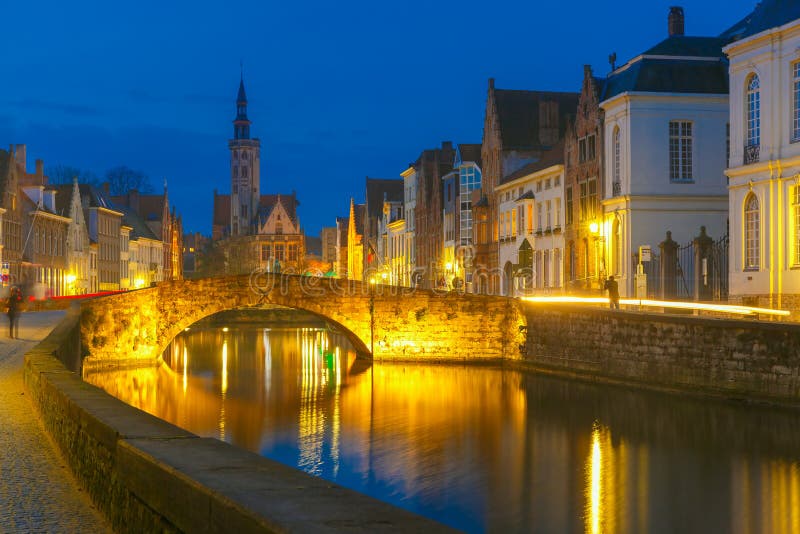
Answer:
[[84, 313, 800, 533]]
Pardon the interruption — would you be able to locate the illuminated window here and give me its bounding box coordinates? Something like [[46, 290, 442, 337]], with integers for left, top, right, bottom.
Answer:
[[793, 63, 800, 142], [794, 186, 800, 265], [669, 121, 693, 182], [744, 193, 760, 270], [613, 127, 621, 192], [746, 74, 760, 147]]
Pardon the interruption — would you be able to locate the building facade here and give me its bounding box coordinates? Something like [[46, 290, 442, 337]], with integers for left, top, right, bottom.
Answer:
[[726, 1, 800, 309], [479, 80, 578, 293], [600, 8, 730, 297], [564, 67, 605, 293]]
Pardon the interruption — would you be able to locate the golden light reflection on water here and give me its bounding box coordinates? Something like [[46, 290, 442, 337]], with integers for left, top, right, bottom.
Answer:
[[84, 323, 800, 533]]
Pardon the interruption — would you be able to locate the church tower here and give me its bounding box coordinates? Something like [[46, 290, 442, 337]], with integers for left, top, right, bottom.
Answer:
[[229, 75, 261, 236]]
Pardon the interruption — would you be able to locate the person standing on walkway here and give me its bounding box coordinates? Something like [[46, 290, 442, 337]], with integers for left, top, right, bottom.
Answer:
[[7, 286, 21, 338], [604, 275, 620, 310]]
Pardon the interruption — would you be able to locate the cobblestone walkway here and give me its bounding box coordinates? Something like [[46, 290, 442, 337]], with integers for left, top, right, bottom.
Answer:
[[0, 311, 112, 533]]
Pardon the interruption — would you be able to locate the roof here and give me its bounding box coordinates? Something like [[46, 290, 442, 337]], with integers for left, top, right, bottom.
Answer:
[[723, 0, 800, 41], [516, 190, 536, 201], [257, 193, 299, 226], [499, 141, 565, 186], [494, 89, 579, 150], [602, 57, 728, 101], [113, 205, 159, 241], [52, 183, 75, 217], [110, 192, 167, 222], [213, 192, 230, 227], [52, 183, 115, 212], [365, 178, 403, 220], [458, 144, 482, 167], [642, 35, 729, 57], [353, 203, 366, 235]]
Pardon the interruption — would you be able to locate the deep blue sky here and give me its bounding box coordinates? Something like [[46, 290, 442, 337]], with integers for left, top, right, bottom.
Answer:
[[1, 0, 756, 236]]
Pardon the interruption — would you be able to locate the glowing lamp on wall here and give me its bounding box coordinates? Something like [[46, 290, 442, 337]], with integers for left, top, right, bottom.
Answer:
[[65, 274, 76, 284], [589, 222, 600, 235]]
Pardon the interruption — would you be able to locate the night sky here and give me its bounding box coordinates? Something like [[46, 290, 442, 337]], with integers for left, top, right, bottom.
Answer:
[[2, 0, 755, 236]]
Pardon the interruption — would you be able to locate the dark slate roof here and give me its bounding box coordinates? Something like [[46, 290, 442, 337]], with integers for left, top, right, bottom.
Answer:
[[365, 178, 403, 220], [55, 183, 116, 211], [114, 204, 159, 241], [257, 193, 299, 226], [643, 36, 728, 57], [458, 144, 482, 167], [213, 193, 230, 227], [602, 58, 728, 101], [353, 204, 366, 235], [494, 90, 579, 150], [723, 0, 800, 41], [52, 183, 75, 217], [499, 142, 565, 186]]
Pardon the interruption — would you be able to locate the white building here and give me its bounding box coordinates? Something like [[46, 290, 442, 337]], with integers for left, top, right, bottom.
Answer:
[[725, 1, 800, 310], [377, 196, 405, 286], [600, 7, 730, 297], [496, 150, 565, 296]]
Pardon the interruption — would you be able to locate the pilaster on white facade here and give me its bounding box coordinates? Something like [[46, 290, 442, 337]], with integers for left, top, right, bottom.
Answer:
[[725, 14, 800, 309]]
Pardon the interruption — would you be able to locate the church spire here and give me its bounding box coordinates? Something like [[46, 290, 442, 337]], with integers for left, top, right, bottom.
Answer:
[[233, 73, 250, 139]]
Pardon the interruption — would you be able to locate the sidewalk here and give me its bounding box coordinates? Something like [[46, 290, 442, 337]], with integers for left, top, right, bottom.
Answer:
[[0, 311, 112, 532]]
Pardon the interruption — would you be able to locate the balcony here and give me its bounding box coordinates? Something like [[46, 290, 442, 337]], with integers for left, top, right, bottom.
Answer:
[[612, 181, 622, 197], [743, 144, 760, 165]]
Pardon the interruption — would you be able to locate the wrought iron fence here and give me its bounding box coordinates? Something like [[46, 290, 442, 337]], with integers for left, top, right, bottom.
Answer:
[[676, 240, 695, 299], [708, 233, 729, 301]]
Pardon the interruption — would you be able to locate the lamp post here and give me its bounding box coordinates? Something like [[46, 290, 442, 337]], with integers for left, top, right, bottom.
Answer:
[[589, 221, 603, 289], [369, 277, 376, 355]]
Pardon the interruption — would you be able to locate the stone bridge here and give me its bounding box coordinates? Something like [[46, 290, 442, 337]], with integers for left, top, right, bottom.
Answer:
[[79, 274, 526, 369]]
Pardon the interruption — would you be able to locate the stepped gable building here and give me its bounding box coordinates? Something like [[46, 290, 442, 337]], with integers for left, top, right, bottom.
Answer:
[[599, 6, 731, 298], [111, 186, 183, 281], [412, 141, 455, 288], [725, 0, 800, 310], [477, 81, 578, 293], [211, 77, 305, 274], [347, 199, 366, 281], [363, 177, 403, 276], [563, 66, 606, 292], [53, 179, 91, 295]]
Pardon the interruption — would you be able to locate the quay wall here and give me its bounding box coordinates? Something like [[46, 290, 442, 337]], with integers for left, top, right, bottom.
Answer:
[[521, 304, 800, 405], [23, 305, 454, 533]]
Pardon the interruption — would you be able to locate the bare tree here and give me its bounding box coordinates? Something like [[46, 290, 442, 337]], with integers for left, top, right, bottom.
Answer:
[[104, 166, 154, 195], [46, 164, 101, 186]]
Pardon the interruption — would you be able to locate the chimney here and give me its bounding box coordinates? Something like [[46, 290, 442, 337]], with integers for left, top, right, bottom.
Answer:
[[14, 144, 26, 168], [35, 159, 44, 180], [130, 189, 140, 212], [102, 181, 110, 196], [488, 78, 495, 91], [442, 141, 453, 151], [668, 6, 684, 37]]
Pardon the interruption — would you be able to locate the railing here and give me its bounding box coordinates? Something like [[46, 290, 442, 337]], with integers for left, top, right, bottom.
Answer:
[[744, 144, 760, 165]]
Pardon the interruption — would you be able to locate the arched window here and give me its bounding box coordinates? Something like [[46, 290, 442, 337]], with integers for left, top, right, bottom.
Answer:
[[746, 74, 760, 147], [613, 126, 621, 195], [744, 194, 760, 270]]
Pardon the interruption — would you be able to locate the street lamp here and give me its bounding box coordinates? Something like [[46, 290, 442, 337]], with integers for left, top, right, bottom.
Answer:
[[589, 221, 604, 288]]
